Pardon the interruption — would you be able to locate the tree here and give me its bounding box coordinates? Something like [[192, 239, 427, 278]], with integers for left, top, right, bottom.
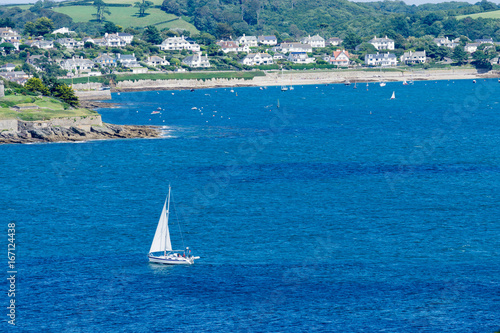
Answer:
[[452, 46, 469, 65], [93, 0, 111, 23], [54, 84, 79, 107], [0, 43, 15, 55], [134, 0, 154, 17], [103, 21, 122, 34], [472, 49, 493, 70], [143, 26, 163, 44], [343, 33, 362, 50], [25, 78, 50, 96], [215, 23, 233, 39], [34, 17, 54, 35], [0, 18, 15, 28]]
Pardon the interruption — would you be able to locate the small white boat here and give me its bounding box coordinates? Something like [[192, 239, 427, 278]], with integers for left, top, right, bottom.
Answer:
[[380, 82, 386, 87], [289, 86, 294, 90], [281, 86, 289, 91], [403, 80, 408, 85], [148, 186, 199, 265], [151, 111, 160, 114], [390, 91, 395, 100], [191, 107, 197, 110]]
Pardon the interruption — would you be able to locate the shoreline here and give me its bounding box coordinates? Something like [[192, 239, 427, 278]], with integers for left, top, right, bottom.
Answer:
[[106, 68, 498, 93]]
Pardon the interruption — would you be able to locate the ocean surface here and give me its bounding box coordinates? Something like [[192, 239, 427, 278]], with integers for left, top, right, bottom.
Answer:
[[1, 79, 499, 332]]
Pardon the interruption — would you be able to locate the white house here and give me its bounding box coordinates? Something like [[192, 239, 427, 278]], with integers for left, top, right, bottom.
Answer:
[[56, 38, 84, 49], [323, 49, 350, 66], [24, 40, 54, 50], [464, 43, 480, 53], [0, 63, 16, 72], [94, 53, 117, 67], [327, 37, 343, 46], [182, 52, 210, 68], [146, 55, 170, 67], [279, 43, 312, 54], [94, 33, 130, 48], [273, 53, 286, 60], [240, 53, 273, 66], [434, 37, 459, 49], [300, 35, 325, 48], [216, 40, 249, 53], [364, 52, 397, 67], [158, 36, 200, 52], [52, 27, 75, 35], [258, 35, 278, 46], [287, 52, 315, 64], [237, 34, 258, 47], [117, 33, 133, 44], [369, 36, 395, 50], [59, 56, 95, 74], [117, 53, 140, 67], [400, 51, 426, 64]]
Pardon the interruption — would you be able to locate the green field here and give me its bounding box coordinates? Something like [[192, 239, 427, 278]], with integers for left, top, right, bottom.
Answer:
[[53, 6, 198, 33], [60, 71, 266, 84], [457, 10, 500, 19], [2, 4, 33, 10], [0, 95, 97, 121]]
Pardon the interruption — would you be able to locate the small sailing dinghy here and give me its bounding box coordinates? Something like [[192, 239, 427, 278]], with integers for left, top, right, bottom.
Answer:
[[390, 91, 395, 100], [148, 186, 199, 265]]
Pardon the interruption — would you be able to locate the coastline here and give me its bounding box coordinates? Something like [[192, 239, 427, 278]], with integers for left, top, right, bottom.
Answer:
[[107, 68, 498, 92], [0, 122, 161, 144]]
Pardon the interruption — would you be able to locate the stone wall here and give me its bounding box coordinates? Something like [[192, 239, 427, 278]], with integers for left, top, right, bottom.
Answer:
[[18, 115, 103, 132], [75, 90, 111, 101], [72, 83, 103, 91], [0, 81, 4, 98], [116, 78, 248, 90], [0, 119, 17, 132]]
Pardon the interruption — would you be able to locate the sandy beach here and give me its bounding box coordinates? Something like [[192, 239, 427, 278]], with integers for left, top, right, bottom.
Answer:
[[97, 68, 500, 93]]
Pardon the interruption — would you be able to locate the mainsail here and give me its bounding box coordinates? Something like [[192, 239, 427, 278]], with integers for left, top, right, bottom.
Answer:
[[149, 195, 172, 253]]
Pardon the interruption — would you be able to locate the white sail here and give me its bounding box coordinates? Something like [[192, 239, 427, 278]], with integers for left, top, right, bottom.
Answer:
[[391, 91, 395, 99], [149, 195, 172, 253]]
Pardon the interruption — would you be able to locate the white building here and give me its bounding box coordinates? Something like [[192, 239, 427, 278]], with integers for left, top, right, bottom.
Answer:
[[287, 52, 315, 64], [117, 53, 140, 68], [56, 38, 84, 49], [146, 55, 170, 67], [94, 53, 117, 67], [323, 49, 350, 66], [182, 52, 210, 68], [464, 43, 480, 53], [258, 35, 278, 46], [216, 40, 249, 53], [327, 37, 343, 46], [278, 43, 312, 54], [400, 51, 426, 64], [240, 53, 273, 66], [364, 52, 397, 67], [52, 27, 75, 35], [434, 37, 459, 49], [117, 33, 133, 44], [369, 36, 395, 50], [24, 40, 54, 50], [300, 35, 325, 48], [94, 33, 131, 48], [237, 34, 258, 47], [158, 36, 200, 52], [59, 56, 95, 74]]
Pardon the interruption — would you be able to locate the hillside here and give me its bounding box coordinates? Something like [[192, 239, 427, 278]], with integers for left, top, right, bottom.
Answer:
[[457, 9, 500, 19]]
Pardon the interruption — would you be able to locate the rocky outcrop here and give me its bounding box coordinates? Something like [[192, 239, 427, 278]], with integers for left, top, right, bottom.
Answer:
[[0, 123, 161, 144]]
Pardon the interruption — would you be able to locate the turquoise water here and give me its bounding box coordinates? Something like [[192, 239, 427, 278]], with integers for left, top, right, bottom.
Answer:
[[1, 79, 499, 331]]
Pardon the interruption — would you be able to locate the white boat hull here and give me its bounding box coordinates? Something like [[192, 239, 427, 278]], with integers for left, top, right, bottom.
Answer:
[[148, 254, 196, 265]]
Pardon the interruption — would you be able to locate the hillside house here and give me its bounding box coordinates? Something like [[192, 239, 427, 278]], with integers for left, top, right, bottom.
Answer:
[[369, 36, 395, 50], [300, 35, 325, 48], [59, 56, 95, 74], [258, 35, 278, 46], [240, 53, 273, 66], [323, 49, 350, 66], [434, 37, 459, 48], [52, 27, 75, 35], [158, 36, 200, 52], [237, 34, 258, 47], [117, 53, 140, 67], [56, 38, 83, 49], [216, 40, 249, 53], [327, 37, 343, 46], [182, 52, 210, 68], [278, 43, 312, 54], [464, 43, 480, 53], [287, 52, 315, 64], [146, 55, 170, 67], [364, 52, 397, 67], [400, 51, 426, 64], [94, 53, 117, 67]]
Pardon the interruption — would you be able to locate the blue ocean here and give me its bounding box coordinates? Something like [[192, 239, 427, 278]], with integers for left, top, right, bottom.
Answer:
[[1, 79, 499, 332]]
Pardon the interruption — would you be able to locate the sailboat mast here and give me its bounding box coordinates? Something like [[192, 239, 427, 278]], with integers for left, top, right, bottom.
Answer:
[[165, 186, 171, 255]]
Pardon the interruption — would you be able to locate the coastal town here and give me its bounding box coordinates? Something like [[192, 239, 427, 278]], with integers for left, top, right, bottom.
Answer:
[[1, 22, 499, 87]]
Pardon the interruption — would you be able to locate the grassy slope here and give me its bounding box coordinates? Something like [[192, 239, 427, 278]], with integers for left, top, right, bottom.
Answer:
[[456, 10, 500, 19], [0, 95, 97, 121], [53, 6, 198, 33], [60, 71, 266, 84]]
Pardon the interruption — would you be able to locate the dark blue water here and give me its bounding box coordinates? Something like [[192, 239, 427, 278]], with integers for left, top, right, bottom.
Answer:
[[1, 79, 499, 332]]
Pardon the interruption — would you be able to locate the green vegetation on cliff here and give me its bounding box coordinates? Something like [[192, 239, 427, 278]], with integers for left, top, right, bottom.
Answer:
[[0, 95, 97, 121]]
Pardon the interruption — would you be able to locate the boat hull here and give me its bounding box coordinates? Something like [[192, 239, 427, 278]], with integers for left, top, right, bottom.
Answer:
[[148, 254, 195, 265]]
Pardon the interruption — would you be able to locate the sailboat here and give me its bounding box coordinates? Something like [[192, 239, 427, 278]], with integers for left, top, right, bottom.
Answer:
[[148, 186, 199, 265], [379, 66, 386, 86], [281, 67, 288, 91], [402, 80, 408, 85], [390, 91, 395, 100]]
